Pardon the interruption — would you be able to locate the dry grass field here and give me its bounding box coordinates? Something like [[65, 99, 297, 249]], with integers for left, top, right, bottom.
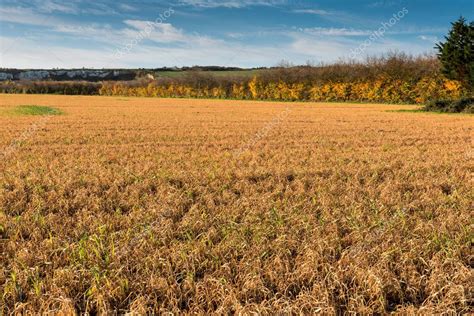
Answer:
[[0, 94, 473, 314]]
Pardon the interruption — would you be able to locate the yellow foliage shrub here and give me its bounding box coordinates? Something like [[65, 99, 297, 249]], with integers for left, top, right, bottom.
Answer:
[[99, 76, 466, 104]]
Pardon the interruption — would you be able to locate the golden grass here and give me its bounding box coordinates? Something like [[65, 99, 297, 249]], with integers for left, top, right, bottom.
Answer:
[[0, 94, 473, 314]]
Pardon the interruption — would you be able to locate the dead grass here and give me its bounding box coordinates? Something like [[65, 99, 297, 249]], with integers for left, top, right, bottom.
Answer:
[[0, 94, 473, 314]]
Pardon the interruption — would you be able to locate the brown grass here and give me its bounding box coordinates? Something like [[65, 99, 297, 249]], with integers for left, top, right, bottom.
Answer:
[[0, 94, 473, 314]]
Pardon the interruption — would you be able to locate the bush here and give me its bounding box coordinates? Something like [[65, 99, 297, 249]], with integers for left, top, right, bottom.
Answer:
[[0, 80, 101, 95], [423, 97, 474, 113]]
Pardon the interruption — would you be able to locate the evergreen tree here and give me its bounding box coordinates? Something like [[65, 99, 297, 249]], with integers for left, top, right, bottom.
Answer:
[[436, 17, 474, 91]]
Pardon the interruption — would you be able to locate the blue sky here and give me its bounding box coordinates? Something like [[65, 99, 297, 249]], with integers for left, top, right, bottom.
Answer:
[[0, 0, 472, 68]]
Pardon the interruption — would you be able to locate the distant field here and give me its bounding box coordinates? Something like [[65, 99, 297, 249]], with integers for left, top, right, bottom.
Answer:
[[0, 95, 472, 314], [155, 69, 261, 78]]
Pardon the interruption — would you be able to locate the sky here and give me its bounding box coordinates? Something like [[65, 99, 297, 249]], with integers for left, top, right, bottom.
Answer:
[[0, 0, 472, 69]]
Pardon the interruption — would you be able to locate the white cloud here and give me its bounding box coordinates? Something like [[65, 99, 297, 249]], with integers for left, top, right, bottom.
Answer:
[[299, 27, 373, 36], [418, 35, 438, 43], [82, 2, 117, 16], [53, 24, 121, 42], [293, 9, 331, 15], [287, 30, 433, 62], [0, 35, 287, 68], [0, 36, 114, 68], [0, 7, 59, 26], [112, 19, 222, 49], [123, 20, 189, 43], [178, 0, 286, 8], [0, 4, 115, 29], [368, 0, 403, 8], [226, 32, 245, 39], [119, 3, 139, 12], [296, 26, 444, 38], [36, 0, 79, 14]]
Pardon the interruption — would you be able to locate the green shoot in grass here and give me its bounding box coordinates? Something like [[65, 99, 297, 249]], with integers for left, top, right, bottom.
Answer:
[[9, 105, 63, 116]]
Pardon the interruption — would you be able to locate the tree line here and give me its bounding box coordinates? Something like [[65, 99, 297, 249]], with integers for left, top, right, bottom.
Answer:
[[2, 53, 466, 104]]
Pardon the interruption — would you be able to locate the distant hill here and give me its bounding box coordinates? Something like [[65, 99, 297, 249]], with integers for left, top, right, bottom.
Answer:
[[0, 69, 136, 81], [0, 67, 265, 82]]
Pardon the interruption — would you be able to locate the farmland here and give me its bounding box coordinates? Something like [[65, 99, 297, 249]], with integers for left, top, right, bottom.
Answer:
[[0, 94, 473, 314]]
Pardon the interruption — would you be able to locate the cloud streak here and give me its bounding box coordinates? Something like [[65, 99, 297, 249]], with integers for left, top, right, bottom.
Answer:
[[178, 0, 286, 8], [292, 9, 331, 15]]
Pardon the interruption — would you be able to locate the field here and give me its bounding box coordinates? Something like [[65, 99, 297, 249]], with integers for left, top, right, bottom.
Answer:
[[154, 69, 260, 78], [0, 94, 473, 314]]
